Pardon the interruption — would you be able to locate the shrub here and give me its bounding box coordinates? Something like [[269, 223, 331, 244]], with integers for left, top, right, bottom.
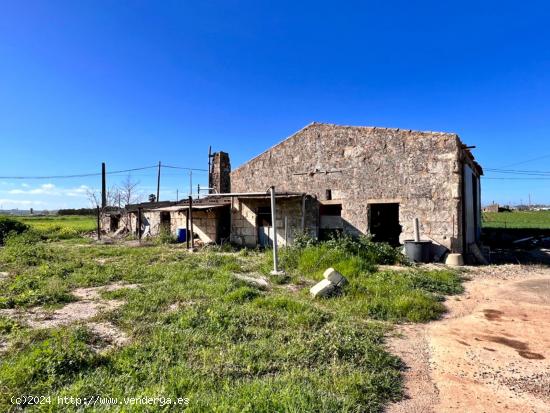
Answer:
[[0, 217, 28, 245], [0, 231, 50, 267], [265, 233, 403, 279]]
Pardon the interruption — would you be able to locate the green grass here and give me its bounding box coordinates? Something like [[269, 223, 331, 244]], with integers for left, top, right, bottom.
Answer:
[[0, 234, 463, 412], [12, 215, 96, 239], [483, 210, 550, 229]]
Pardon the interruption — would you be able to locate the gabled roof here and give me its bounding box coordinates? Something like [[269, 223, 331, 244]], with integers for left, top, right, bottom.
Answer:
[[232, 122, 462, 174]]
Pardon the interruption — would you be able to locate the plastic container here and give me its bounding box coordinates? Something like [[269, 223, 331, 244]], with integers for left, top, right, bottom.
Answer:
[[176, 228, 187, 243], [404, 240, 432, 263]]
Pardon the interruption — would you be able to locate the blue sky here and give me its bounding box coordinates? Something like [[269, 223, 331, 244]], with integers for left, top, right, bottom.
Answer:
[[1, 0, 549, 209]]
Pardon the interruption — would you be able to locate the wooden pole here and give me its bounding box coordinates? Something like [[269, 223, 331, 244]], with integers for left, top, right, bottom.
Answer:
[[96, 206, 101, 240], [156, 161, 161, 202], [208, 145, 212, 192], [101, 162, 106, 209], [188, 196, 194, 249], [137, 207, 142, 241], [186, 208, 190, 249]]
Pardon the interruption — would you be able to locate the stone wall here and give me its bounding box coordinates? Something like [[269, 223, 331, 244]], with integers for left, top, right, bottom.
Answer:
[[230, 197, 303, 247], [231, 123, 477, 253], [169, 209, 219, 243]]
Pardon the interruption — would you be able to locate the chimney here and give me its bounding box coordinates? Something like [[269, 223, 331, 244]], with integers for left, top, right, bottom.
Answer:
[[209, 151, 231, 194]]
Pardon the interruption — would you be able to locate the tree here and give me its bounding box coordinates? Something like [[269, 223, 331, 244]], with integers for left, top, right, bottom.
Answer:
[[148, 194, 157, 203]]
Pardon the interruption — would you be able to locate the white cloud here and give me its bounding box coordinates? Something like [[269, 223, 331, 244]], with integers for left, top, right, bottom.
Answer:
[[6, 183, 89, 197], [0, 198, 46, 207]]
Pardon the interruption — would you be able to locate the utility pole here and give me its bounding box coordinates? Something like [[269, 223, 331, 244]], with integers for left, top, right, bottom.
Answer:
[[208, 146, 212, 191], [101, 162, 106, 209], [156, 161, 161, 202], [189, 170, 193, 197], [176, 189, 179, 202]]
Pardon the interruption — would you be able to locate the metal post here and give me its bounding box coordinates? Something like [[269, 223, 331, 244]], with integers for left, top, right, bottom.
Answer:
[[284, 216, 288, 246], [413, 218, 420, 242], [156, 161, 161, 202], [301, 194, 306, 231], [270, 186, 283, 275], [188, 196, 194, 249], [96, 206, 101, 240]]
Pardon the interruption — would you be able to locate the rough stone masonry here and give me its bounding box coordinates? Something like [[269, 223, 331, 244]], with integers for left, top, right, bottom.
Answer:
[[230, 122, 482, 254]]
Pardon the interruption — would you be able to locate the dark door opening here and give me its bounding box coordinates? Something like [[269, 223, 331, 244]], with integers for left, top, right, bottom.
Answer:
[[369, 203, 401, 246], [109, 215, 120, 232], [160, 211, 171, 232]]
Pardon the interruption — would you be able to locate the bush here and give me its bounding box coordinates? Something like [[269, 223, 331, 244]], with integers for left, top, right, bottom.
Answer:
[[0, 231, 50, 267], [265, 233, 404, 279], [0, 217, 28, 245]]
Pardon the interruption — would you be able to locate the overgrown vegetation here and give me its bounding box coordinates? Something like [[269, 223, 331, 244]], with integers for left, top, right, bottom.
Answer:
[[266, 233, 405, 279], [0, 218, 464, 412], [0, 216, 29, 245], [13, 215, 96, 239]]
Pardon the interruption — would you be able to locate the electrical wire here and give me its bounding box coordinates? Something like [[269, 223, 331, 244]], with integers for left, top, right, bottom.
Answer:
[[0, 165, 158, 180], [0, 164, 208, 180]]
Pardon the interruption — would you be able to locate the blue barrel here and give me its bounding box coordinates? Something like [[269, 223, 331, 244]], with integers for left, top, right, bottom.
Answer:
[[176, 228, 187, 243]]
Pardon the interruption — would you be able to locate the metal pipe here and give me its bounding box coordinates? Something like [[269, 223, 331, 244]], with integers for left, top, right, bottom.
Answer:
[[284, 216, 288, 246], [270, 186, 279, 273], [413, 217, 420, 242], [96, 206, 101, 240], [207, 191, 302, 197]]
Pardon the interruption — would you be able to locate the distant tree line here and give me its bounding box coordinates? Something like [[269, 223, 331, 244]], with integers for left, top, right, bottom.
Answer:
[[57, 208, 96, 216]]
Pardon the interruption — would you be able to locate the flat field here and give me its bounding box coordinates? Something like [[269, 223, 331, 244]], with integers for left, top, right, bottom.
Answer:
[[482, 210, 550, 229], [10, 215, 96, 239], [0, 221, 463, 412]]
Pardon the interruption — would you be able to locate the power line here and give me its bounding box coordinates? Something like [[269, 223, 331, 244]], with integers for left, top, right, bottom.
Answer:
[[498, 153, 550, 168], [484, 169, 550, 176], [482, 177, 550, 180], [0, 164, 208, 180], [0, 165, 158, 180], [162, 165, 208, 172]]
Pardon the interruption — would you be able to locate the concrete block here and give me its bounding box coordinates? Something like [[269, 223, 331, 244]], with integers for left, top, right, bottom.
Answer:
[[310, 279, 336, 298], [446, 253, 464, 266], [323, 268, 347, 287]]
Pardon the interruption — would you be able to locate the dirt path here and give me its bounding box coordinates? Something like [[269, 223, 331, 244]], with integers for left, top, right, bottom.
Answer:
[[388, 265, 550, 413]]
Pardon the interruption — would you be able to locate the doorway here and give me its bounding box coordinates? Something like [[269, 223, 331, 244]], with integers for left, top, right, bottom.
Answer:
[[368, 203, 401, 246], [160, 211, 171, 232]]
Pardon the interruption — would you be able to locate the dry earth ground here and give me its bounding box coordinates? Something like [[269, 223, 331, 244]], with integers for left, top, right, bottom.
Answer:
[[388, 264, 550, 413], [0, 282, 138, 353]]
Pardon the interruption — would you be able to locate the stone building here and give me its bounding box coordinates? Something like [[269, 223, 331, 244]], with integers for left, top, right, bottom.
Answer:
[[229, 122, 482, 257], [103, 122, 482, 259]]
